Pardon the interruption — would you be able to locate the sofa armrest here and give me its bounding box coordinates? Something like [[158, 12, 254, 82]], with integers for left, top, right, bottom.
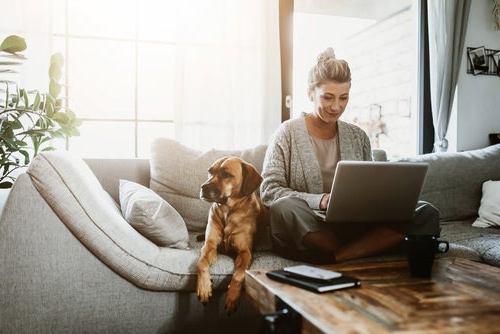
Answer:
[[85, 158, 150, 203]]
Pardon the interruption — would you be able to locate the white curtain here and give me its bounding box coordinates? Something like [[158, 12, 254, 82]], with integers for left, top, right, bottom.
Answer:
[[173, 0, 282, 150], [427, 0, 471, 152]]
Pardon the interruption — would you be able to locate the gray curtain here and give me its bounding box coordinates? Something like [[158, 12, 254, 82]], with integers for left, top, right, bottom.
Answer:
[[428, 0, 471, 152]]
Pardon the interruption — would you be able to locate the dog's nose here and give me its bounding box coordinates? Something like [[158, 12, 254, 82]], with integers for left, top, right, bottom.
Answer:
[[200, 182, 221, 202], [200, 182, 213, 197], [201, 183, 211, 193]]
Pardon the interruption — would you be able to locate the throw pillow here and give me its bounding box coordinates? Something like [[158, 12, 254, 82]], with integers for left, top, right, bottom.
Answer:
[[119, 179, 189, 249], [472, 180, 500, 228], [149, 137, 268, 231]]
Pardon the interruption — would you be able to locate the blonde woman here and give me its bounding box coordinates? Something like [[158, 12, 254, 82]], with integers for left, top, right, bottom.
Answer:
[[260, 48, 440, 263]]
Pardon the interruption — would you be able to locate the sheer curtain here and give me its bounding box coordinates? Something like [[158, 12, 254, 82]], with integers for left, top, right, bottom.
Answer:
[[427, 0, 471, 152], [173, 0, 282, 150]]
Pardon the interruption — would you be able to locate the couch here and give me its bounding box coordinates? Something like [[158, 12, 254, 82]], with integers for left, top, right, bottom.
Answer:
[[1, 138, 500, 333]]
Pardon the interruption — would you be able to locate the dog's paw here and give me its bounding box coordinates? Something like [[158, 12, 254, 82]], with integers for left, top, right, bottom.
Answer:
[[196, 277, 213, 304], [224, 289, 241, 314]]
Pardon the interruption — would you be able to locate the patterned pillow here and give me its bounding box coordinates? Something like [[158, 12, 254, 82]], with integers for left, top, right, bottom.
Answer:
[[119, 179, 189, 249]]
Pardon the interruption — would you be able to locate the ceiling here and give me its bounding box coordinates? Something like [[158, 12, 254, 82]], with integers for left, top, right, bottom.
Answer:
[[295, 0, 413, 21]]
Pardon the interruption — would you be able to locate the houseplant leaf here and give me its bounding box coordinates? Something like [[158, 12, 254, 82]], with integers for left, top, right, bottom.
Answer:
[[49, 62, 62, 81], [49, 79, 61, 99], [0, 35, 27, 54], [0, 36, 82, 188]]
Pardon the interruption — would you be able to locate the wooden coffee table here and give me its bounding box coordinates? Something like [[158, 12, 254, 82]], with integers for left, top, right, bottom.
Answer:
[[245, 257, 500, 333]]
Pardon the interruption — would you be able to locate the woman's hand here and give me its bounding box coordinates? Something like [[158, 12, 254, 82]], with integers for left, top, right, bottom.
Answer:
[[320, 193, 330, 210]]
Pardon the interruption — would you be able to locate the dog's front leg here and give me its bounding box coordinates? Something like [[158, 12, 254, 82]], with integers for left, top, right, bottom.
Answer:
[[225, 247, 252, 314], [196, 213, 223, 304]]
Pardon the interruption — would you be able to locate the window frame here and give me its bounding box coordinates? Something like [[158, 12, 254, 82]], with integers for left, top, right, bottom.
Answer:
[[281, 0, 434, 154]]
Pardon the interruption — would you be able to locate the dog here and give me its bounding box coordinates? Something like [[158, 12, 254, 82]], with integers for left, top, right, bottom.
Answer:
[[196, 156, 267, 314]]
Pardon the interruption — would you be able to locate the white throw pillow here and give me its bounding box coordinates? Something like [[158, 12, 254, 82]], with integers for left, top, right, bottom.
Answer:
[[119, 179, 189, 249], [472, 180, 500, 228]]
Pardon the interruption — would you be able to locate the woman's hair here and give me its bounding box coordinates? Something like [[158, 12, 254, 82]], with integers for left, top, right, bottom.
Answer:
[[307, 47, 351, 90]]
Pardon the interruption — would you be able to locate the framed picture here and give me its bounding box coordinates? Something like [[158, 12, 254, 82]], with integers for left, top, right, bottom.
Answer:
[[492, 50, 500, 75], [467, 46, 489, 75]]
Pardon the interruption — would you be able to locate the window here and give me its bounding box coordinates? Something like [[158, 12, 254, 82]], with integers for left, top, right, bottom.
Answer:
[[52, 0, 281, 158], [293, 0, 418, 158]]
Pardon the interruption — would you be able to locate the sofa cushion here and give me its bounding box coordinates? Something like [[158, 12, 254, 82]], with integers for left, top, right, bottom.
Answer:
[[395, 144, 500, 221], [150, 138, 268, 232], [440, 219, 500, 267], [119, 179, 189, 249], [472, 180, 500, 228]]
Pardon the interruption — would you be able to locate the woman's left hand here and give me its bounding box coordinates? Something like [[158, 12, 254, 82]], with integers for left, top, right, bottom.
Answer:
[[320, 193, 330, 210]]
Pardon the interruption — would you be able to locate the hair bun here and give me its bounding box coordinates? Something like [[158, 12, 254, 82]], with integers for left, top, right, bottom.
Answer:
[[317, 47, 336, 62]]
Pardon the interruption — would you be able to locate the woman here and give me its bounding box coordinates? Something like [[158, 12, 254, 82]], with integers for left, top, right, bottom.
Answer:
[[260, 48, 440, 263]]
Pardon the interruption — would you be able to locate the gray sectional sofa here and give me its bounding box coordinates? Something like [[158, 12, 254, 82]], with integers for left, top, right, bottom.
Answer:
[[1, 137, 500, 333]]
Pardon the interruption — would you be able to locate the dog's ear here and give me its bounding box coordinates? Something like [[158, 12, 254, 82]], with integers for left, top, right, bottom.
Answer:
[[240, 162, 263, 196], [209, 157, 229, 174]]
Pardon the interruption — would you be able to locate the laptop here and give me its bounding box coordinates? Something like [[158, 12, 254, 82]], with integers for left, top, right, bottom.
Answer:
[[314, 161, 428, 224]]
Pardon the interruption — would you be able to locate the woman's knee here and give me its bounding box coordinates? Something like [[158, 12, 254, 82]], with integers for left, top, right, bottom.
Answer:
[[269, 196, 308, 220], [411, 201, 441, 236]]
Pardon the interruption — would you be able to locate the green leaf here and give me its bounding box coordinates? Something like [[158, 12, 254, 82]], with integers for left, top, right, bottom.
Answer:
[[49, 62, 62, 81], [19, 150, 30, 165], [21, 89, 29, 109], [0, 181, 14, 189], [49, 79, 61, 99], [50, 52, 64, 67], [33, 92, 41, 110], [45, 100, 54, 117], [51, 112, 69, 124], [2, 136, 17, 149], [0, 35, 27, 54], [2, 86, 8, 111]]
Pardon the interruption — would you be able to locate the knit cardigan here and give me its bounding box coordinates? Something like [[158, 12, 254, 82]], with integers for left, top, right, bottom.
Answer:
[[260, 114, 372, 209]]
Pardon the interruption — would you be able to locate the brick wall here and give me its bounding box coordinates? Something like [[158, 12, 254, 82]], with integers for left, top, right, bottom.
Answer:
[[343, 8, 414, 157]]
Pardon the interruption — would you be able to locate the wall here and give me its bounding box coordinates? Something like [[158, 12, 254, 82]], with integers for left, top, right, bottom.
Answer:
[[345, 7, 415, 158], [453, 0, 500, 151]]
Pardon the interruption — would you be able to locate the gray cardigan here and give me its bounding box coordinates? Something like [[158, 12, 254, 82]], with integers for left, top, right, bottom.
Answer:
[[260, 114, 372, 209]]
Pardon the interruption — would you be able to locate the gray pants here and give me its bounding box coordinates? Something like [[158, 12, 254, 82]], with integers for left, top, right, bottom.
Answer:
[[268, 196, 441, 263]]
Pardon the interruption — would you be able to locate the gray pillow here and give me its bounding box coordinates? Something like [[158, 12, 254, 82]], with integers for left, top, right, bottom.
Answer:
[[119, 179, 189, 249], [149, 137, 268, 231]]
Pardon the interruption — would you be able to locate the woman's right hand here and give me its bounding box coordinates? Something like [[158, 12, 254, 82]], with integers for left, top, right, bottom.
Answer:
[[320, 193, 330, 210]]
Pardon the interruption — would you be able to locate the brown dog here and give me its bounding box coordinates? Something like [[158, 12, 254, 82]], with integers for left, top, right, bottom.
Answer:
[[196, 156, 267, 314]]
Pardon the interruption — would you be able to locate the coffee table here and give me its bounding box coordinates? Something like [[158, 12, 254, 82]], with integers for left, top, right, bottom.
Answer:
[[245, 257, 500, 333]]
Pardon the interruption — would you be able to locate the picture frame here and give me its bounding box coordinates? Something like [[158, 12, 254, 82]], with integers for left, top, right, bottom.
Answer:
[[467, 46, 489, 75], [492, 50, 500, 75]]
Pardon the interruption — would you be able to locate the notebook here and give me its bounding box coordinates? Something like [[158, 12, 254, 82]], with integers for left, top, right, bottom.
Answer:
[[266, 269, 360, 293], [314, 161, 428, 224]]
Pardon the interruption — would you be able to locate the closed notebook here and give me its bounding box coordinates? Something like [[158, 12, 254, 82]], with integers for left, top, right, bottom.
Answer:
[[266, 270, 361, 293]]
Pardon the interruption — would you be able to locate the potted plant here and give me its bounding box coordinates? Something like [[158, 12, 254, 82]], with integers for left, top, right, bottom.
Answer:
[[0, 35, 81, 188]]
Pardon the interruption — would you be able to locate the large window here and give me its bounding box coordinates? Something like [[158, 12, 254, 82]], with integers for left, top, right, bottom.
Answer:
[[293, 0, 417, 158], [52, 0, 281, 158]]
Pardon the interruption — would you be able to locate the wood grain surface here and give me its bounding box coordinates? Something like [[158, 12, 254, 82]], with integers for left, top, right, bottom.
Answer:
[[245, 258, 500, 333]]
